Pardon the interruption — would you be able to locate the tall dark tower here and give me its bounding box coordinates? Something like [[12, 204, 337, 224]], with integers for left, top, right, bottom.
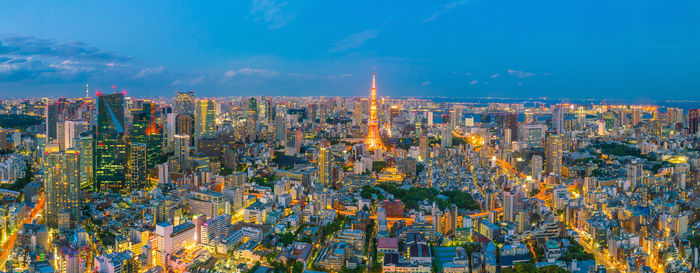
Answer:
[[94, 92, 127, 192], [505, 113, 519, 140], [690, 109, 699, 135]]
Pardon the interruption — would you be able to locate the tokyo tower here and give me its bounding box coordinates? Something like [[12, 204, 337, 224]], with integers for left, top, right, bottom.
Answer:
[[365, 72, 385, 151]]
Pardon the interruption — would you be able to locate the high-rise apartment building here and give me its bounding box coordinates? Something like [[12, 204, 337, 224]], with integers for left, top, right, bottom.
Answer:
[[503, 191, 516, 222], [545, 134, 562, 176], [318, 146, 333, 186], [419, 134, 429, 161], [127, 142, 148, 189], [76, 132, 93, 190], [44, 146, 81, 229]]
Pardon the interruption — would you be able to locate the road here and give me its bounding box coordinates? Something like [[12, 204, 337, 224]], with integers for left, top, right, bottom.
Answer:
[[576, 233, 621, 273], [0, 194, 45, 267]]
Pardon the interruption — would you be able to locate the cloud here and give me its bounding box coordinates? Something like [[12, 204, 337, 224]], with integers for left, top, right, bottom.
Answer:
[[0, 35, 133, 83], [224, 70, 237, 78], [469, 80, 478, 85], [422, 0, 468, 23], [330, 30, 379, 53], [507, 69, 536, 78], [287, 72, 353, 80], [224, 67, 279, 79], [490, 74, 500, 78], [421, 80, 431, 86], [189, 75, 205, 85], [250, 0, 295, 29], [0, 35, 131, 63], [171, 75, 205, 86], [134, 67, 164, 78]]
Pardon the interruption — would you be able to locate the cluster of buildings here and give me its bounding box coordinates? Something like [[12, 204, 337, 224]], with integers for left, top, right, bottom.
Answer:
[[0, 74, 695, 273]]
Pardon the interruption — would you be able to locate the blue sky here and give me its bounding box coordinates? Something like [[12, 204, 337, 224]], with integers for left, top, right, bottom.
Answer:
[[0, 0, 699, 99]]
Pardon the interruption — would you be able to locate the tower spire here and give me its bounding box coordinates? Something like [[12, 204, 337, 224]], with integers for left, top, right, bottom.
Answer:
[[86, 83, 89, 98], [365, 70, 385, 151]]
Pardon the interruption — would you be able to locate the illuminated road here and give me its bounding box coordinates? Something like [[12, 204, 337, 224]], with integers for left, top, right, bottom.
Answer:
[[576, 235, 621, 273], [0, 194, 45, 267]]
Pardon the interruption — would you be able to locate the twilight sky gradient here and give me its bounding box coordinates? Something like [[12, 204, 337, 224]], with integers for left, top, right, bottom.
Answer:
[[1, 0, 699, 99]]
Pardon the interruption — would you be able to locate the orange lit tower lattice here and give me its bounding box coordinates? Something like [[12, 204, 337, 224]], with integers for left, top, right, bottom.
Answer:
[[366, 72, 385, 150]]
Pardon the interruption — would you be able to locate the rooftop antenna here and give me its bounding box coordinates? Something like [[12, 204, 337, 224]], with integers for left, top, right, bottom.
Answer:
[[85, 83, 89, 98], [112, 85, 117, 94]]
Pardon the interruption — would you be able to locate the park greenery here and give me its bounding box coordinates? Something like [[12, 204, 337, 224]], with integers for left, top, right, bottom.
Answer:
[[560, 238, 595, 262], [373, 183, 479, 211], [501, 263, 568, 273], [592, 142, 655, 161], [0, 114, 42, 130]]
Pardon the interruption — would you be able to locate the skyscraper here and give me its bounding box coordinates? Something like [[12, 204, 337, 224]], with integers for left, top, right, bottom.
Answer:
[[45, 101, 60, 142], [365, 72, 385, 151], [173, 134, 190, 172], [275, 107, 286, 143], [545, 134, 562, 176], [553, 105, 564, 134], [441, 125, 452, 148], [127, 142, 148, 189], [247, 97, 258, 120], [44, 146, 81, 229], [603, 111, 615, 131], [194, 99, 216, 139], [531, 155, 543, 179], [285, 128, 301, 156], [631, 106, 642, 127], [450, 105, 463, 126], [505, 113, 519, 140], [523, 124, 546, 148], [94, 93, 128, 192], [689, 109, 699, 135], [419, 134, 429, 161], [61, 121, 90, 150], [318, 146, 333, 186], [503, 191, 516, 222], [131, 101, 163, 168], [76, 132, 93, 190], [175, 91, 195, 115], [627, 161, 643, 189], [175, 113, 194, 136]]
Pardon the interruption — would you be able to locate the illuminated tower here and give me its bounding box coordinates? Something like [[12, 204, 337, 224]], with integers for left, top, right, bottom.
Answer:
[[365, 72, 385, 150], [195, 99, 216, 139], [318, 145, 332, 186]]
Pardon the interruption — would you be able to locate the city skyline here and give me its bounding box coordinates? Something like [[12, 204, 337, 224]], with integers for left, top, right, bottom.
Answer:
[[1, 2, 700, 273], [1, 0, 700, 99]]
